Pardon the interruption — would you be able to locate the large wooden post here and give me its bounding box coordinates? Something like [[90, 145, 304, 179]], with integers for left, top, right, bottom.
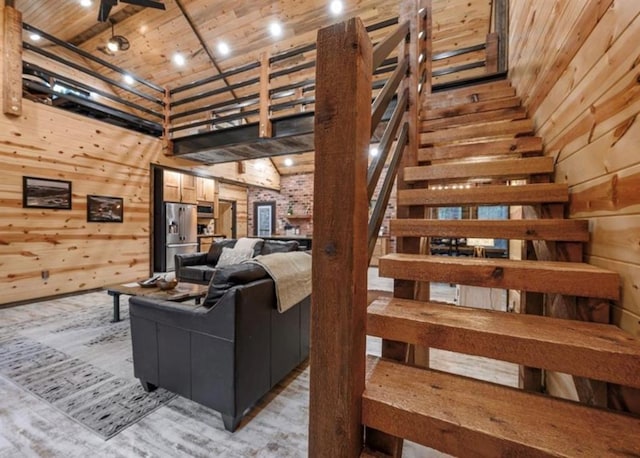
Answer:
[[309, 18, 372, 457], [162, 87, 173, 155], [1, 0, 22, 116]]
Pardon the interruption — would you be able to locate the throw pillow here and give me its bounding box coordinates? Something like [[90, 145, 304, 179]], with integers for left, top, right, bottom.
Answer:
[[216, 246, 254, 267]]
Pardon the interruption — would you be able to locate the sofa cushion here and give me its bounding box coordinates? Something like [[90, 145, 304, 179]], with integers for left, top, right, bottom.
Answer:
[[205, 239, 237, 265], [261, 240, 299, 255], [179, 265, 211, 283], [203, 263, 269, 307], [217, 247, 254, 267]]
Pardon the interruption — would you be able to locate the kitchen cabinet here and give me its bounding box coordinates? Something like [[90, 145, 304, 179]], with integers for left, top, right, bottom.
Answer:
[[163, 170, 197, 204], [196, 177, 215, 202], [199, 235, 214, 253]]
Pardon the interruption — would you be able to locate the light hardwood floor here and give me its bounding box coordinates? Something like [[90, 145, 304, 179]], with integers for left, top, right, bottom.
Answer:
[[0, 269, 517, 457]]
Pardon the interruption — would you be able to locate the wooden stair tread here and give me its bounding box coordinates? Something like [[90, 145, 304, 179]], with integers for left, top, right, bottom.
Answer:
[[389, 218, 589, 241], [425, 84, 516, 111], [418, 136, 543, 162], [363, 356, 640, 457], [368, 297, 640, 388], [378, 254, 620, 300], [421, 106, 528, 131], [398, 183, 568, 206], [421, 119, 534, 145], [405, 156, 554, 181], [422, 95, 522, 121]]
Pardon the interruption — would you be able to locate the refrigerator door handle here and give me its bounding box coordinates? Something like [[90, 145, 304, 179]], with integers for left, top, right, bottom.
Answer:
[[179, 207, 183, 241]]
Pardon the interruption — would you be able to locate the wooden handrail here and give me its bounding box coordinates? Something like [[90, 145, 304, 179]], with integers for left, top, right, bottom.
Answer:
[[372, 20, 409, 71], [371, 57, 408, 133], [367, 88, 408, 199]]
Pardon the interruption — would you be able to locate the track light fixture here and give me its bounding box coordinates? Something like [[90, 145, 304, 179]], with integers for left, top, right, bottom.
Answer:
[[107, 20, 129, 52]]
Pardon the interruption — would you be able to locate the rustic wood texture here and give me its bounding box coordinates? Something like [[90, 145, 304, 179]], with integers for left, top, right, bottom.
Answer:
[[418, 135, 542, 161], [362, 356, 640, 457], [404, 156, 553, 181], [420, 118, 533, 144], [421, 105, 526, 130], [398, 182, 568, 206], [368, 297, 640, 388], [2, 5, 21, 115], [390, 218, 590, 242], [422, 95, 521, 121], [509, 0, 640, 347], [309, 17, 371, 457], [0, 99, 275, 305], [379, 253, 621, 300]]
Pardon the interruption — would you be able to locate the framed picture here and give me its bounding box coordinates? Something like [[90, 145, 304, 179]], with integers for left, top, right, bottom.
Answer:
[[23, 176, 72, 209], [254, 201, 275, 237], [87, 195, 124, 223]]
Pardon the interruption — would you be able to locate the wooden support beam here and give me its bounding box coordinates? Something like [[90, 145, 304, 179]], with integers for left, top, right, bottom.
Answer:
[[494, 0, 508, 72], [309, 17, 371, 458], [259, 52, 272, 138], [486, 32, 499, 73], [2, 4, 22, 116]]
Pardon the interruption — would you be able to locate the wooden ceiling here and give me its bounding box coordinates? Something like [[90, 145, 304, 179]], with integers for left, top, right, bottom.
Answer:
[[17, 0, 492, 175]]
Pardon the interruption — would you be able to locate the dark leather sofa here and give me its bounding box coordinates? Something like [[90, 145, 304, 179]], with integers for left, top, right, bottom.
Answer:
[[128, 263, 310, 432], [175, 238, 299, 284]]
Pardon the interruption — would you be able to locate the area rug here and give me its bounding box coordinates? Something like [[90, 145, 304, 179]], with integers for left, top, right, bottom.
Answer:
[[0, 301, 175, 440]]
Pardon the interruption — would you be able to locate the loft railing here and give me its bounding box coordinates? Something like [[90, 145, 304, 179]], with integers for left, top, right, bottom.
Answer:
[[166, 17, 401, 139], [21, 23, 164, 136], [431, 0, 507, 87], [309, 0, 429, 455]]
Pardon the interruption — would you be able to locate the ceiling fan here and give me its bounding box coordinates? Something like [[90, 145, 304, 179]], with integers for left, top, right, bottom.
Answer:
[[97, 0, 166, 22]]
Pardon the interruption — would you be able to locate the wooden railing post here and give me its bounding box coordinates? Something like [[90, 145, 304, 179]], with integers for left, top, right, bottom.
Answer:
[[486, 32, 499, 73], [1, 0, 22, 116], [494, 0, 508, 72], [259, 52, 272, 137], [163, 87, 173, 155], [310, 17, 372, 458]]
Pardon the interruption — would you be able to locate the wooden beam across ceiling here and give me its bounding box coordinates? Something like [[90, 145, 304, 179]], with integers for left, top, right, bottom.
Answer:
[[174, 0, 237, 101], [68, 5, 145, 47]]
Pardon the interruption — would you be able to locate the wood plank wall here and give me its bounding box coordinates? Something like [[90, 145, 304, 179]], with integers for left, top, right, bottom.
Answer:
[[510, 0, 639, 337], [0, 100, 275, 305], [509, 0, 640, 410]]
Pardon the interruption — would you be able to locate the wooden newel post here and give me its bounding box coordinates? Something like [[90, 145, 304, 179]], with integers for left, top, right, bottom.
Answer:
[[309, 18, 372, 458], [1, 1, 22, 116], [259, 52, 272, 138]]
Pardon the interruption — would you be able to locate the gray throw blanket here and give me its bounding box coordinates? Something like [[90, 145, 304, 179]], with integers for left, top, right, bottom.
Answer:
[[249, 251, 311, 313]]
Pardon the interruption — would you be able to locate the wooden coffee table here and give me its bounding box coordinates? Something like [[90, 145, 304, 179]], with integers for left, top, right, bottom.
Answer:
[[105, 282, 208, 322]]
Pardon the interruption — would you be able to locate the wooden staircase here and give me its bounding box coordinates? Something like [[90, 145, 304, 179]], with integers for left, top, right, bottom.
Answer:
[[365, 79, 640, 456]]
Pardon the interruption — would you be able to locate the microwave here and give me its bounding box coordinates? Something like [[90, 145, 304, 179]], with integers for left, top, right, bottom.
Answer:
[[197, 204, 214, 217]]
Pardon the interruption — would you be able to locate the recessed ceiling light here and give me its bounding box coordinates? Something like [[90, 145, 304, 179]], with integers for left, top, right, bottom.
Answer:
[[173, 53, 186, 66], [123, 74, 134, 85], [29, 33, 41, 41], [217, 42, 230, 56], [369, 146, 379, 157], [284, 158, 293, 167], [80, 0, 92, 7], [269, 22, 282, 37], [329, 0, 343, 15]]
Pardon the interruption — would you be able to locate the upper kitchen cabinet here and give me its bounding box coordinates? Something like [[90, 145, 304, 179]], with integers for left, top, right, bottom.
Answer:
[[196, 176, 215, 202], [163, 170, 197, 204]]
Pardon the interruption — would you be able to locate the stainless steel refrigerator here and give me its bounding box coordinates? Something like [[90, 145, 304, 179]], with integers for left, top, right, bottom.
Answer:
[[164, 202, 197, 271]]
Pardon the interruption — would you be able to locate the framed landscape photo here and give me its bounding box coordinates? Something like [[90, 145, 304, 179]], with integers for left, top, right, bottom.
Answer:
[[23, 176, 72, 209], [87, 195, 123, 223]]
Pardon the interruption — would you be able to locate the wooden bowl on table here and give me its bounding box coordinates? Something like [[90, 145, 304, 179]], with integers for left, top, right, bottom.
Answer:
[[156, 278, 178, 291]]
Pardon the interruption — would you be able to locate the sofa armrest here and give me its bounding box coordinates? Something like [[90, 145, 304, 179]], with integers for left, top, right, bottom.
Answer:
[[175, 252, 209, 268]]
